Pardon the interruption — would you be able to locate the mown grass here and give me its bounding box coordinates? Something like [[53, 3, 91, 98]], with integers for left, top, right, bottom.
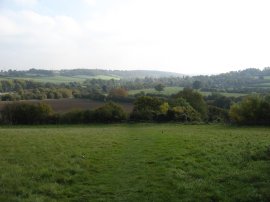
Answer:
[[0, 124, 270, 201]]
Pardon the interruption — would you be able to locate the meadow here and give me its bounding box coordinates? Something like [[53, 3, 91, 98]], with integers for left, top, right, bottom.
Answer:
[[0, 124, 269, 201], [128, 87, 247, 97], [0, 75, 120, 84]]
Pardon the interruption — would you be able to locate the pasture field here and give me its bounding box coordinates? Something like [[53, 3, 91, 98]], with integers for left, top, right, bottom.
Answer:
[[200, 91, 248, 97], [128, 87, 247, 97], [0, 75, 120, 83], [0, 124, 269, 201], [128, 86, 184, 95]]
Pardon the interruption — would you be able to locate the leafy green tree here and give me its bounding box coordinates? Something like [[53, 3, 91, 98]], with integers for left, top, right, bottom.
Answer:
[[207, 105, 229, 123], [108, 88, 128, 98], [1, 103, 52, 124], [154, 84, 165, 92], [131, 96, 164, 121], [94, 102, 126, 123], [192, 80, 203, 89], [174, 88, 208, 119], [229, 95, 270, 125], [167, 97, 201, 122]]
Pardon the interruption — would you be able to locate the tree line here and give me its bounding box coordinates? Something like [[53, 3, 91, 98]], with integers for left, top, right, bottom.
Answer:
[[2, 67, 270, 99], [1, 88, 269, 125]]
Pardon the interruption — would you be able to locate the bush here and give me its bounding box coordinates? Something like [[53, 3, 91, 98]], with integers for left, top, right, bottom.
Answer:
[[1, 102, 52, 124], [167, 99, 201, 122], [207, 105, 229, 123], [229, 95, 270, 125], [60, 110, 85, 124], [93, 102, 127, 123], [130, 96, 165, 121], [174, 88, 208, 119]]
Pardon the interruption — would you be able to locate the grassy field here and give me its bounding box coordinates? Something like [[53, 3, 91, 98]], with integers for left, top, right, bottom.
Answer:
[[201, 91, 248, 97], [0, 75, 120, 83], [0, 124, 269, 201], [128, 87, 184, 95], [0, 99, 134, 113], [128, 87, 247, 97]]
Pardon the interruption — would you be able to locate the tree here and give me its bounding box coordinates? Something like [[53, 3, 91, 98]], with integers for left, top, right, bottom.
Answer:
[[167, 97, 201, 122], [229, 95, 270, 125], [0, 103, 52, 124], [154, 84, 165, 92], [131, 96, 164, 121], [174, 88, 208, 119], [192, 80, 203, 89], [94, 102, 126, 123], [108, 88, 128, 98]]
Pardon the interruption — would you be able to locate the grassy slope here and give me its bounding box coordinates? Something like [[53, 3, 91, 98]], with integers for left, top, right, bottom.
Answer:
[[0, 75, 119, 83], [128, 87, 184, 95], [0, 124, 269, 201]]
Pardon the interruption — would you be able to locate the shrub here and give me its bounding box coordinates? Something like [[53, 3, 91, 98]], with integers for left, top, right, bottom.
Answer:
[[173, 88, 208, 119], [93, 102, 127, 123], [207, 105, 229, 123], [229, 95, 270, 125], [130, 96, 164, 121], [166, 97, 201, 122], [60, 110, 85, 124], [1, 102, 52, 124]]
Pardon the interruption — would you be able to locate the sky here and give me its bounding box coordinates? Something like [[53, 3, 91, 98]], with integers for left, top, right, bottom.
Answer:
[[1, 0, 270, 75]]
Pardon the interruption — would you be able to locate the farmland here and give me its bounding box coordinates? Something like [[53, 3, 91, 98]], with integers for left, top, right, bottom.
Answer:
[[0, 124, 269, 201], [128, 86, 184, 95], [128, 87, 247, 97], [0, 99, 134, 113], [0, 75, 120, 84]]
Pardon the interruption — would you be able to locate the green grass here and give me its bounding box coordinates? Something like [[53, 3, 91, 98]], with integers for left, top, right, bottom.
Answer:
[[263, 76, 270, 79], [0, 75, 120, 83], [0, 124, 270, 201], [201, 91, 248, 97], [253, 82, 270, 87], [129, 87, 247, 97], [128, 86, 184, 95]]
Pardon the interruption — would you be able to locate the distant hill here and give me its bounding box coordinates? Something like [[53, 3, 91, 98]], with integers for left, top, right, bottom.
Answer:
[[0, 68, 184, 79]]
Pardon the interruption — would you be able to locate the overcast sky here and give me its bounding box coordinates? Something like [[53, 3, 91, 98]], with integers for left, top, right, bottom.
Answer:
[[0, 0, 270, 75]]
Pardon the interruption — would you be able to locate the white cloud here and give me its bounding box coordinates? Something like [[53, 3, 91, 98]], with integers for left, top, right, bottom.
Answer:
[[0, 10, 84, 68], [1, 0, 270, 74]]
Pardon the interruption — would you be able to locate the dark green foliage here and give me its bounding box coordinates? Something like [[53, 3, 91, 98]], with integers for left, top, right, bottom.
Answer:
[[208, 105, 229, 123], [1, 103, 52, 124], [93, 102, 127, 123], [192, 80, 203, 89], [167, 98, 201, 122], [131, 96, 164, 121], [154, 83, 165, 92], [167, 106, 200, 122], [229, 95, 270, 125], [133, 96, 163, 112], [206, 93, 233, 109], [1, 94, 17, 101], [174, 88, 208, 119], [59, 110, 86, 124]]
